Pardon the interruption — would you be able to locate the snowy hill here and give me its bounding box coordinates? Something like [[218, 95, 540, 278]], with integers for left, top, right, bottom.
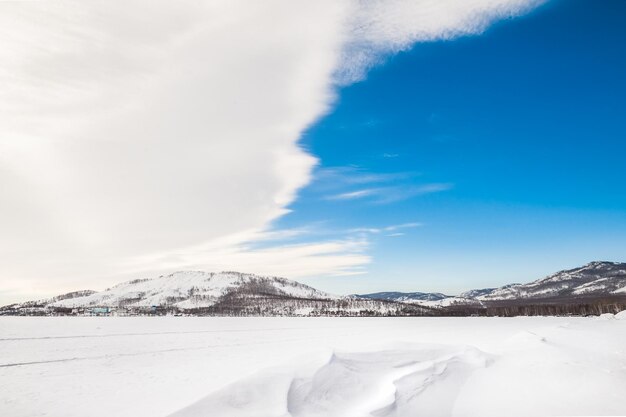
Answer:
[[2, 262, 625, 317], [49, 271, 337, 310], [472, 261, 626, 301], [1, 271, 431, 317], [356, 291, 480, 308], [357, 291, 450, 302], [460, 288, 498, 299], [355, 261, 626, 312]]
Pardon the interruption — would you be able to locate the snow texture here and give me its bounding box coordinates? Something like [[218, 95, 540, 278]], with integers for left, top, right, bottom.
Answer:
[[1, 316, 626, 417]]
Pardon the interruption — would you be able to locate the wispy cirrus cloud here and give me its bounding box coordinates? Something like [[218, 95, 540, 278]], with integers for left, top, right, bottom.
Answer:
[[350, 222, 422, 235], [326, 188, 380, 200], [122, 228, 371, 280], [315, 166, 418, 186], [316, 165, 451, 204], [326, 183, 452, 204]]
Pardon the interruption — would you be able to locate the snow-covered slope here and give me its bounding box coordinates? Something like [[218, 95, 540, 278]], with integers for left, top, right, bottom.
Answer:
[[49, 271, 337, 310], [356, 261, 626, 310], [4, 290, 97, 314], [475, 261, 626, 301], [460, 288, 498, 299], [357, 291, 480, 308], [357, 291, 450, 302], [2, 271, 432, 317], [418, 296, 482, 308]]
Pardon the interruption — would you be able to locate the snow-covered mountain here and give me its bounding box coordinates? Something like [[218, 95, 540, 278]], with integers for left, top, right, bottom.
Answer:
[[49, 271, 337, 310], [472, 261, 626, 301], [356, 291, 480, 308], [1, 271, 431, 317], [1, 290, 98, 316], [459, 288, 498, 299], [3, 262, 625, 317], [356, 261, 626, 311], [358, 291, 450, 302]]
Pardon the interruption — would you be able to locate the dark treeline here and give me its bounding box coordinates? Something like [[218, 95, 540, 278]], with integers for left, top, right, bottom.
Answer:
[[442, 295, 626, 317]]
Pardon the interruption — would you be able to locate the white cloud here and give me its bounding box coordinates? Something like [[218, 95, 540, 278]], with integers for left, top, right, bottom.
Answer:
[[327, 188, 380, 200], [316, 167, 418, 186], [385, 222, 423, 231], [326, 183, 452, 203], [350, 222, 422, 235], [0, 0, 543, 304], [124, 229, 370, 279], [337, 0, 545, 83]]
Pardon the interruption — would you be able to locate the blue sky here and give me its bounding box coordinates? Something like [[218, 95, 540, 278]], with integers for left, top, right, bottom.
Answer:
[[282, 0, 626, 294]]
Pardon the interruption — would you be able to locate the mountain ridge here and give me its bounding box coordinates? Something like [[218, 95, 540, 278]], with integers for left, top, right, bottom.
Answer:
[[2, 261, 625, 316], [357, 261, 626, 306], [474, 261, 626, 301], [1, 271, 431, 317]]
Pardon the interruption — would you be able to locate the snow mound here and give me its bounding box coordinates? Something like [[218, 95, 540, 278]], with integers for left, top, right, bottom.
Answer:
[[169, 346, 491, 417], [615, 310, 626, 320], [597, 313, 615, 320]]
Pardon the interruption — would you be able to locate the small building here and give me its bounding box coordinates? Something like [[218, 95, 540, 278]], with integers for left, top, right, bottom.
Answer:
[[89, 307, 110, 316]]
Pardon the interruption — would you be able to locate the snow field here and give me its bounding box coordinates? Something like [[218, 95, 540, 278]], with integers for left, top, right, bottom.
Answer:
[[1, 315, 626, 417]]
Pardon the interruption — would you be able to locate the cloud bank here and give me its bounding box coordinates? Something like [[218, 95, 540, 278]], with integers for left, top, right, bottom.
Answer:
[[0, 0, 543, 303]]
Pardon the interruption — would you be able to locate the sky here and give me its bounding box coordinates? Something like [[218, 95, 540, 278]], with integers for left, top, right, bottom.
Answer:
[[1, 0, 625, 304]]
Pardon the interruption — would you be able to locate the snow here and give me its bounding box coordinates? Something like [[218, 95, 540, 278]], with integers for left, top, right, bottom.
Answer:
[[475, 261, 626, 301], [48, 271, 336, 310], [50, 271, 237, 308], [409, 296, 479, 308], [572, 277, 612, 294], [1, 316, 626, 417]]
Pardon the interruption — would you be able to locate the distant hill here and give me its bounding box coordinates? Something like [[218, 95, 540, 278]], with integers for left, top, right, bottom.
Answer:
[[2, 262, 625, 317], [357, 291, 450, 302], [355, 291, 480, 308], [357, 261, 626, 314], [471, 261, 626, 301], [0, 271, 431, 317]]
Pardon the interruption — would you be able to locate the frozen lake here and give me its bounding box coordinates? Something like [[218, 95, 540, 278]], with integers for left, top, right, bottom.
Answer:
[[1, 316, 625, 416]]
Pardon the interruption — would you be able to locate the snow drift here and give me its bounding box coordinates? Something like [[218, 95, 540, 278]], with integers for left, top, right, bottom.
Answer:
[[2, 316, 626, 417]]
